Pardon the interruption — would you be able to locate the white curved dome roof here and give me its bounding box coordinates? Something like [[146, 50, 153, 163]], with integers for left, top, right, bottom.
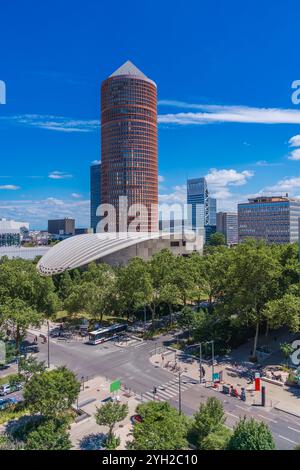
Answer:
[[37, 231, 161, 276]]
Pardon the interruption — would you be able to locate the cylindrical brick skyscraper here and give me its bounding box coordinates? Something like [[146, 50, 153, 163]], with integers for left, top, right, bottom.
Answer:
[[101, 60, 158, 232]]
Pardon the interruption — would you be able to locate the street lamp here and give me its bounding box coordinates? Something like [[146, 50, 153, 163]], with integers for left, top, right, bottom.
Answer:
[[178, 370, 182, 415], [47, 320, 50, 369]]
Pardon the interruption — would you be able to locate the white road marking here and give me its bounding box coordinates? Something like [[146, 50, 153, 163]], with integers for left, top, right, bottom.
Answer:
[[257, 414, 277, 423], [226, 412, 239, 419], [288, 426, 300, 434], [235, 404, 247, 410], [278, 435, 297, 445]]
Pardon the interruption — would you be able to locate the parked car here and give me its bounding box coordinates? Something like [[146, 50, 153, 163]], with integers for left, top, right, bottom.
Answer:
[[0, 382, 22, 396], [0, 397, 19, 410], [130, 414, 143, 425]]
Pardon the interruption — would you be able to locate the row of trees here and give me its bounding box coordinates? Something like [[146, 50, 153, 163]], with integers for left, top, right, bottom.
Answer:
[[0, 238, 299, 360], [99, 397, 277, 450], [56, 238, 300, 357]]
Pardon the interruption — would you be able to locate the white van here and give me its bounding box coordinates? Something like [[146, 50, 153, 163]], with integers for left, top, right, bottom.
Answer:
[[0, 384, 11, 396]]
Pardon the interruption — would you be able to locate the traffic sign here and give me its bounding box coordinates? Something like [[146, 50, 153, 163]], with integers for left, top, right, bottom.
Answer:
[[110, 379, 121, 393]]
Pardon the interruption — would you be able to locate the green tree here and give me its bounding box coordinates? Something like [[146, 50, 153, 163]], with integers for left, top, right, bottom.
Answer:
[[208, 232, 226, 246], [178, 306, 195, 340], [191, 397, 226, 448], [1, 298, 42, 356], [160, 282, 181, 326], [0, 258, 60, 316], [95, 401, 128, 445], [18, 356, 46, 383], [227, 417, 275, 450], [225, 240, 281, 359], [25, 419, 72, 450], [200, 426, 232, 450], [24, 366, 80, 418], [117, 258, 152, 321], [263, 294, 300, 334], [129, 401, 188, 450], [280, 342, 295, 366]]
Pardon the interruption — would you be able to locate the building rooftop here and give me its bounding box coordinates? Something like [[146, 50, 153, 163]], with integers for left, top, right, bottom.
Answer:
[[109, 60, 156, 86]]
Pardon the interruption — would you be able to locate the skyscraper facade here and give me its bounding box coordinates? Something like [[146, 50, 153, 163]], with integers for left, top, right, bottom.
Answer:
[[101, 60, 158, 232], [90, 162, 101, 233], [238, 196, 300, 244], [187, 177, 209, 230], [208, 197, 217, 225], [217, 212, 238, 245]]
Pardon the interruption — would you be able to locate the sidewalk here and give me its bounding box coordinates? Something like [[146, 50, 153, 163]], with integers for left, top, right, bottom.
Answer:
[[69, 376, 139, 450], [150, 349, 300, 415]]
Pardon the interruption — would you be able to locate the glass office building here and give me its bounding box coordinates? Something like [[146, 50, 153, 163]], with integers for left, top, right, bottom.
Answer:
[[90, 162, 101, 233], [238, 196, 300, 244], [187, 178, 209, 230], [208, 197, 217, 226]]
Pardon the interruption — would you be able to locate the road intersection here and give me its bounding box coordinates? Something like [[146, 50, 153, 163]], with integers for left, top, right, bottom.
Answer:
[[28, 331, 300, 450]]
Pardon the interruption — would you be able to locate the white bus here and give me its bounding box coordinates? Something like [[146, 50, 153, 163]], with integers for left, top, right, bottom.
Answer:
[[87, 324, 128, 345]]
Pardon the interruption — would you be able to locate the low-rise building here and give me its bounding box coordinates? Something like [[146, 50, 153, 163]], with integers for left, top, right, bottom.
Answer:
[[217, 212, 238, 245]]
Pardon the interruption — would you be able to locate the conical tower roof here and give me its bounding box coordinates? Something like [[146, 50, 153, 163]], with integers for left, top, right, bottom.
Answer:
[[109, 60, 156, 85]]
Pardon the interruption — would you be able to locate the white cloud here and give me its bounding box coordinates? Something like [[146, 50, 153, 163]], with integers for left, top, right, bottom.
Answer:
[[263, 176, 300, 193], [289, 135, 300, 147], [0, 197, 90, 229], [71, 193, 82, 198], [0, 185, 20, 190], [0, 114, 99, 133], [205, 168, 254, 188], [287, 149, 300, 161], [48, 171, 73, 180], [158, 100, 300, 125], [159, 184, 187, 205], [158, 175, 165, 183], [91, 160, 101, 165]]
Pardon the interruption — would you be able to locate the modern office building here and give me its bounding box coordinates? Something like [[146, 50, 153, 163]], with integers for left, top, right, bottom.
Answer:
[[238, 196, 300, 244], [217, 212, 238, 245], [101, 60, 158, 232], [90, 162, 101, 233], [187, 178, 217, 242], [187, 178, 209, 230], [208, 197, 217, 226], [48, 218, 75, 237], [0, 219, 29, 247]]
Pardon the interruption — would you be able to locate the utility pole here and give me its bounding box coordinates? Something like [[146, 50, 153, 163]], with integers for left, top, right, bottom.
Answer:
[[178, 370, 182, 415], [211, 340, 215, 383], [199, 342, 203, 384], [144, 306, 147, 334], [47, 320, 50, 369]]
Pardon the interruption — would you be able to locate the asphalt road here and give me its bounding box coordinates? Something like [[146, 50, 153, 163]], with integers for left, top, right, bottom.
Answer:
[[30, 333, 300, 450]]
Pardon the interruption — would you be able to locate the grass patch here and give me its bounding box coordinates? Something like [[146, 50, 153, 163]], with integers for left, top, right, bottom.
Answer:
[[0, 406, 29, 426]]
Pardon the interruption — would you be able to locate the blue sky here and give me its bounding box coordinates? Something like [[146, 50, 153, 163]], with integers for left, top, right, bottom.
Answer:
[[1, 0, 300, 228]]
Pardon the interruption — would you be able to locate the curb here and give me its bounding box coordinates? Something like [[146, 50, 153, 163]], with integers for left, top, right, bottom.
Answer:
[[274, 405, 300, 419]]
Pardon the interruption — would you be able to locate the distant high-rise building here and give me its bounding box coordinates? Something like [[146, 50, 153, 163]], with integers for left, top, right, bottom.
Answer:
[[238, 196, 300, 244], [101, 60, 158, 232], [208, 197, 217, 225], [90, 162, 101, 233], [48, 218, 75, 237], [187, 178, 209, 230], [217, 212, 238, 245]]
